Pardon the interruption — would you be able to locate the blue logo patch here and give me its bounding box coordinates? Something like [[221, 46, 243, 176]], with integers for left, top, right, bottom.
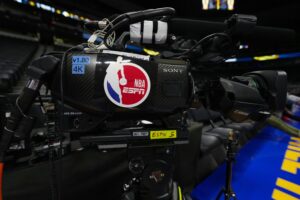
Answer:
[[72, 56, 90, 75]]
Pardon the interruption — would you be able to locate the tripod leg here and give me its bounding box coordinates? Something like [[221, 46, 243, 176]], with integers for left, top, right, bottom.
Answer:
[[216, 131, 238, 200], [216, 188, 225, 200], [225, 193, 237, 200], [172, 182, 179, 200], [232, 194, 237, 200]]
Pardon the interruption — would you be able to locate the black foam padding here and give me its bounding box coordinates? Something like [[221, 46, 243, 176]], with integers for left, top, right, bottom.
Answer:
[[205, 127, 233, 142], [220, 124, 249, 145], [188, 108, 221, 122], [224, 122, 255, 140], [174, 122, 202, 190], [209, 145, 226, 165], [206, 127, 248, 148], [201, 133, 226, 165], [195, 154, 219, 183], [200, 134, 222, 154]]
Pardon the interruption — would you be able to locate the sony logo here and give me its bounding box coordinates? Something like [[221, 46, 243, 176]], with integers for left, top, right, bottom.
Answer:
[[162, 68, 184, 73]]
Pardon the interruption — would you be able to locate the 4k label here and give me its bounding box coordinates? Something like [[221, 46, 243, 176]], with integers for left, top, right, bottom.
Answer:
[[72, 56, 90, 75]]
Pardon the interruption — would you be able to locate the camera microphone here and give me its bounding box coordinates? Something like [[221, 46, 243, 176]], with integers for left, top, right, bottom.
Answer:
[[169, 18, 296, 48]]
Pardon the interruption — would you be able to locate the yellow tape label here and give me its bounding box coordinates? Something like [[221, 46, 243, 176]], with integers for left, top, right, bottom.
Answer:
[[150, 130, 177, 140]]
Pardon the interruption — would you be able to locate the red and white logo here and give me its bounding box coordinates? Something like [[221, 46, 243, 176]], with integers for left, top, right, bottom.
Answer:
[[104, 56, 151, 108]]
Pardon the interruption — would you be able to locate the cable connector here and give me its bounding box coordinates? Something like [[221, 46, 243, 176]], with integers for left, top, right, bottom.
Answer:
[[88, 34, 98, 44]]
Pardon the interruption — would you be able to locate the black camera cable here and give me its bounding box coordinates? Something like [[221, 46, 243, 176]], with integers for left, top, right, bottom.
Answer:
[[53, 44, 87, 200]]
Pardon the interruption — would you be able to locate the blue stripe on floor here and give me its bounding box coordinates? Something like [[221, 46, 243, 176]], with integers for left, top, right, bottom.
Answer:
[[192, 120, 300, 200]]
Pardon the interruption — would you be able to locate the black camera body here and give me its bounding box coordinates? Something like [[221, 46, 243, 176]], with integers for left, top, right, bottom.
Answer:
[[50, 51, 191, 147], [51, 51, 191, 118]]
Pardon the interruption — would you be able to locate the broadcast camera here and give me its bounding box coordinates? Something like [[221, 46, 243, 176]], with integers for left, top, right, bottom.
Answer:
[[0, 7, 290, 200]]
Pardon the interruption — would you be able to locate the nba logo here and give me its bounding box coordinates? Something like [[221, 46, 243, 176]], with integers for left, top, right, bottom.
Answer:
[[104, 56, 151, 108]]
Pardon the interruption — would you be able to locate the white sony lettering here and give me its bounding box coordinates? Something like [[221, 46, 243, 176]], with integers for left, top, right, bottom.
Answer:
[[163, 68, 183, 73]]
